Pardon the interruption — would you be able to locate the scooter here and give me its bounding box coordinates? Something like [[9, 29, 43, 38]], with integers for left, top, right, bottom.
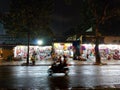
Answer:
[[47, 62, 69, 76]]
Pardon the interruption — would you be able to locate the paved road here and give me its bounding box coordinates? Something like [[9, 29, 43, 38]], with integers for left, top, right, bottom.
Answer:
[[0, 65, 120, 89], [1, 58, 120, 66]]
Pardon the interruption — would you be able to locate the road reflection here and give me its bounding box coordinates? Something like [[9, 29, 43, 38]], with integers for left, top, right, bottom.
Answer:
[[0, 66, 14, 78], [47, 75, 70, 90]]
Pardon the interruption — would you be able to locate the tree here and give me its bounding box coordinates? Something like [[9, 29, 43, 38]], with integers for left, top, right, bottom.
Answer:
[[88, 0, 120, 65], [64, 0, 120, 64], [3, 0, 54, 37], [2, 0, 54, 65]]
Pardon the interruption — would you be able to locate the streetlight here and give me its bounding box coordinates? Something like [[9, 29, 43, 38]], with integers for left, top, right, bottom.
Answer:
[[37, 40, 43, 45]]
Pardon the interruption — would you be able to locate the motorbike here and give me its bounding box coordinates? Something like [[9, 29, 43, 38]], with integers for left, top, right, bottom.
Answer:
[[47, 62, 69, 76]]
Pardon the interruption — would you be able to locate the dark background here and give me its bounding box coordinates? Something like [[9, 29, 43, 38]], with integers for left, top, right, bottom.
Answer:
[[0, 0, 120, 37]]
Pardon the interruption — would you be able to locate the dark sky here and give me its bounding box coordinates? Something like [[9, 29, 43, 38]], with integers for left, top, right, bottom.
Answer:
[[49, 0, 120, 36], [0, 0, 120, 36], [0, 0, 10, 34], [0, 0, 82, 36], [0, 0, 10, 12], [51, 0, 82, 36]]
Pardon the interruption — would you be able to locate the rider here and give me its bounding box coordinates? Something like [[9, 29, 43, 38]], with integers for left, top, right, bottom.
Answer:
[[57, 56, 63, 70], [51, 55, 62, 70], [58, 55, 68, 69], [51, 55, 68, 70], [62, 55, 67, 67]]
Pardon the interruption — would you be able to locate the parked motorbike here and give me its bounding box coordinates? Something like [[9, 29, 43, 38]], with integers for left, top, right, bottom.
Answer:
[[47, 62, 69, 76]]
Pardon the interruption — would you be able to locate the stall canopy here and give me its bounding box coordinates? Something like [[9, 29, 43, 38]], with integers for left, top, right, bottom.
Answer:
[[104, 36, 120, 44]]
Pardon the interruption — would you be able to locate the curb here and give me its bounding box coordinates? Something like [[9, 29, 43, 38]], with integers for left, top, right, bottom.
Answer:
[[1, 63, 120, 66]]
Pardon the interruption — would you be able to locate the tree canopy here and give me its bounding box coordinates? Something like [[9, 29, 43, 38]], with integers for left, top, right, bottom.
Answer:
[[64, 0, 120, 38], [88, 0, 120, 35], [2, 0, 54, 41], [63, 0, 120, 64]]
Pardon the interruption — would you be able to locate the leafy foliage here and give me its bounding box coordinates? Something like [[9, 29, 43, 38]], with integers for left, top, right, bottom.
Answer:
[[65, 0, 120, 37], [88, 0, 120, 34], [2, 0, 54, 39], [63, 0, 120, 64]]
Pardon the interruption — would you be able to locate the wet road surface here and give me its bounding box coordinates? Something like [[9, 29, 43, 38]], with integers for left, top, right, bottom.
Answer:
[[0, 65, 120, 89]]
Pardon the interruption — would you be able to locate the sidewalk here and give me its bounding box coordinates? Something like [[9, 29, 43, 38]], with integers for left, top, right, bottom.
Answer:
[[1, 58, 120, 66]]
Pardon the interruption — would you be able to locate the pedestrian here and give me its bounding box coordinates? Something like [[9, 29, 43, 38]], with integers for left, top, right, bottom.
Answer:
[[31, 51, 36, 65]]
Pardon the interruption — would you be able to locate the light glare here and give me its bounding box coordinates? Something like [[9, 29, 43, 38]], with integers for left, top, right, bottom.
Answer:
[[37, 40, 43, 45]]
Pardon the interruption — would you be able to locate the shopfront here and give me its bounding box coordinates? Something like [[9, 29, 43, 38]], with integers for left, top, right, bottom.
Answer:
[[14, 45, 52, 60], [81, 44, 120, 61], [53, 42, 73, 57]]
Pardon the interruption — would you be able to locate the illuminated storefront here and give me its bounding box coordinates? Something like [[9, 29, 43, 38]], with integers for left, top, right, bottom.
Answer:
[[14, 45, 52, 60], [81, 44, 120, 60], [53, 42, 73, 57]]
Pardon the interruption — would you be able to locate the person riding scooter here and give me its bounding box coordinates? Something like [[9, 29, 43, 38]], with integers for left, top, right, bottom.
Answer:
[[62, 56, 67, 67], [48, 55, 69, 75], [51, 55, 68, 70], [51, 56, 62, 70]]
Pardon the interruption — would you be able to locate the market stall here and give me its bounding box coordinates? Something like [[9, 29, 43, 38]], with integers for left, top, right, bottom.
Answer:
[[14, 45, 52, 60], [81, 44, 120, 60], [53, 42, 73, 57]]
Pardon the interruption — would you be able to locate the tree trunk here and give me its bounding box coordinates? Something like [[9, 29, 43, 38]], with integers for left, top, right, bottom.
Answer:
[[94, 25, 101, 65], [94, 36, 101, 64], [26, 31, 30, 65]]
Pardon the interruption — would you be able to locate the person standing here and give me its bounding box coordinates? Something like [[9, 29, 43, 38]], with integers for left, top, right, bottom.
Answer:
[[31, 51, 36, 65]]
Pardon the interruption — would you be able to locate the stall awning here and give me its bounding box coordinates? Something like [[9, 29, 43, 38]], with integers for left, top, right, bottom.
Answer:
[[104, 36, 120, 44]]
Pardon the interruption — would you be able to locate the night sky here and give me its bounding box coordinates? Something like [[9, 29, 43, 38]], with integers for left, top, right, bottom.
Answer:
[[0, 0, 82, 36], [51, 0, 82, 36], [0, 0, 120, 36], [0, 0, 10, 12], [0, 0, 10, 34]]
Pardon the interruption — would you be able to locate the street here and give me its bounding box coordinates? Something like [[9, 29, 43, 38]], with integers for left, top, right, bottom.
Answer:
[[0, 65, 120, 89]]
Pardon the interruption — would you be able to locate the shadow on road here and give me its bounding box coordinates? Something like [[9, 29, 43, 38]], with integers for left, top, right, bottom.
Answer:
[[47, 75, 70, 90]]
